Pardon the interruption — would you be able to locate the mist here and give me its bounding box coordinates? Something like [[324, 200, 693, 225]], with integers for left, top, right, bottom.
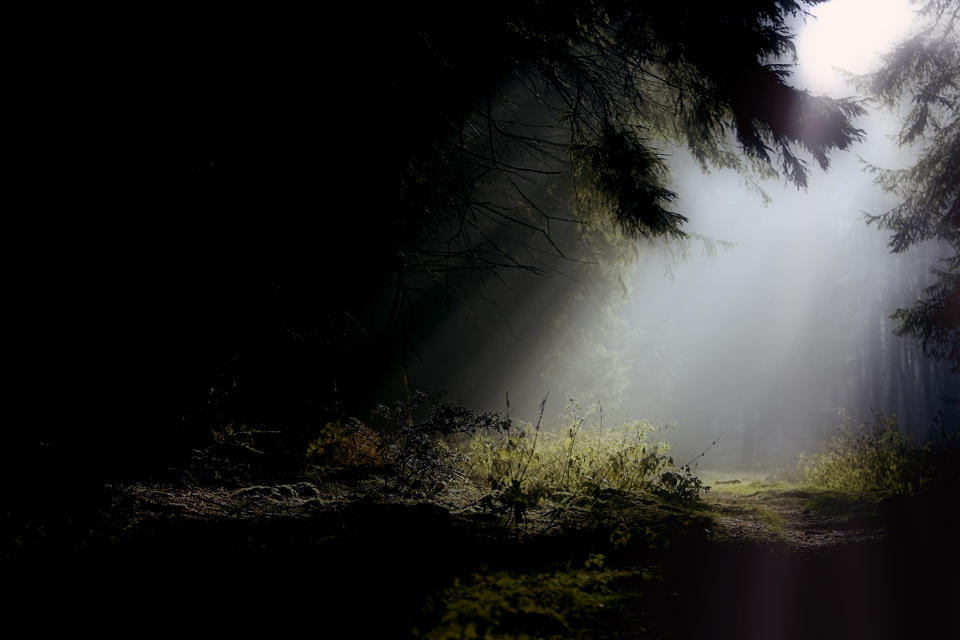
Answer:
[[397, 2, 959, 469], [10, 3, 959, 638]]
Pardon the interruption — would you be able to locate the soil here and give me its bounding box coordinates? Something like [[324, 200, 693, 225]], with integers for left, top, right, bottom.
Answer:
[[672, 485, 959, 639], [3, 474, 957, 638]]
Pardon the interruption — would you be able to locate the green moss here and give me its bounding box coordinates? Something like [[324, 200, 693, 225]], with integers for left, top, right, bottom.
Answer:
[[415, 567, 654, 640]]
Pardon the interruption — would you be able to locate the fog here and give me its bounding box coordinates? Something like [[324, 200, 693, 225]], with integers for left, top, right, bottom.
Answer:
[[396, 0, 959, 469]]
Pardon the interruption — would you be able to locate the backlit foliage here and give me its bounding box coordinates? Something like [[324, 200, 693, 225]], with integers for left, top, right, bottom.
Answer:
[[389, 1, 867, 279], [307, 394, 709, 518], [799, 411, 958, 495], [462, 397, 707, 526]]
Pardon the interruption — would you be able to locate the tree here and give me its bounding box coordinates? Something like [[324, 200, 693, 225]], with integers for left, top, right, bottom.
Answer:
[[313, 0, 869, 405], [8, 2, 868, 497], [143, 1, 869, 427], [858, 0, 960, 370], [377, 1, 866, 271]]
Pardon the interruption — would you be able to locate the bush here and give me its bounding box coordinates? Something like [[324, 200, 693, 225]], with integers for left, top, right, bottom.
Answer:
[[799, 411, 957, 495], [305, 393, 711, 514], [461, 398, 707, 525], [307, 392, 510, 495], [306, 420, 385, 469]]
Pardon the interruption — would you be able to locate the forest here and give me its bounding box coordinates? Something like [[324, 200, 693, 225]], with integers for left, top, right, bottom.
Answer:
[[4, 1, 959, 637]]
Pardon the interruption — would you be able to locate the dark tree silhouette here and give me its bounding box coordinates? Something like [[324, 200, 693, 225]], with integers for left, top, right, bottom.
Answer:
[[8, 2, 867, 503], [857, 0, 960, 370], [377, 1, 866, 269]]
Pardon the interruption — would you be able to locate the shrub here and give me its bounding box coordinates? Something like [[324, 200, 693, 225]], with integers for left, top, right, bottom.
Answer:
[[462, 398, 707, 524], [307, 392, 510, 494], [306, 420, 385, 469], [306, 393, 711, 512], [653, 467, 709, 506], [798, 411, 953, 495]]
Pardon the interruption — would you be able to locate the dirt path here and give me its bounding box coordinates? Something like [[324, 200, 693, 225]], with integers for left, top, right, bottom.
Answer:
[[667, 482, 959, 639], [7, 475, 955, 638], [709, 486, 883, 551]]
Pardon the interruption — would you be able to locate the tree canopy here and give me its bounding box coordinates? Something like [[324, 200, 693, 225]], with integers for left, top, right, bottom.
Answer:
[[858, 0, 960, 369], [374, 1, 866, 270], [105, 2, 867, 426], [10, 2, 871, 494]]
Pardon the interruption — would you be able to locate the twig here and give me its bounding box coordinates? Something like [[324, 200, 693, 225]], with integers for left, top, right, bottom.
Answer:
[[519, 392, 549, 482], [683, 433, 724, 471]]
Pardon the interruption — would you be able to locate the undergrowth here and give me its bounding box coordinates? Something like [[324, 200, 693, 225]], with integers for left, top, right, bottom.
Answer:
[[415, 566, 655, 640], [304, 393, 710, 528], [465, 398, 670, 493], [799, 411, 959, 496], [460, 397, 708, 528], [296, 394, 713, 638]]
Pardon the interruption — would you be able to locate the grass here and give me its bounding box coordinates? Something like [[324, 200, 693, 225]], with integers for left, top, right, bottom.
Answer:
[[7, 401, 959, 639], [700, 468, 882, 508], [697, 468, 884, 542], [341, 407, 958, 637], [306, 395, 712, 532], [755, 506, 785, 533], [697, 469, 802, 496], [460, 413, 675, 523], [803, 490, 881, 516], [296, 397, 717, 637]]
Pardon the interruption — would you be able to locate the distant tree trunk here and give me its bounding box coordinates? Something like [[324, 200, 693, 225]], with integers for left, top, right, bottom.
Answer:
[[740, 410, 759, 469]]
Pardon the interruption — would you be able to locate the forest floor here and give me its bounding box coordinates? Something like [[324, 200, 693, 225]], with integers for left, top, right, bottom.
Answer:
[[678, 470, 959, 639], [3, 466, 957, 638], [699, 470, 888, 550]]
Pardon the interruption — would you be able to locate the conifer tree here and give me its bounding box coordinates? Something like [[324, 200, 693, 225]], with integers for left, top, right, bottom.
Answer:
[[858, 0, 960, 369]]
